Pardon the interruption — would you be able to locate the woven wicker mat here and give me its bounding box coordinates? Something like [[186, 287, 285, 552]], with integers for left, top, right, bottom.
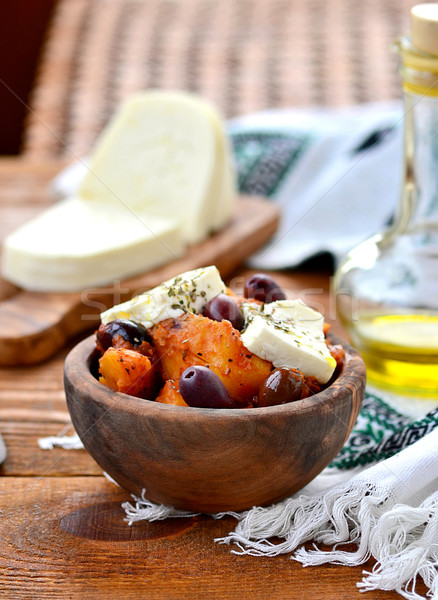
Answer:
[[23, 0, 416, 158]]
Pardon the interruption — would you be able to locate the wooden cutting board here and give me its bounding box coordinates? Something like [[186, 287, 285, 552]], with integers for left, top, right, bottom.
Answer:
[[0, 160, 279, 366]]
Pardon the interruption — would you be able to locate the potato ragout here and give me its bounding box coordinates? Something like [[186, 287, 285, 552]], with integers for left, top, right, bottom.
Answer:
[[95, 267, 344, 408]]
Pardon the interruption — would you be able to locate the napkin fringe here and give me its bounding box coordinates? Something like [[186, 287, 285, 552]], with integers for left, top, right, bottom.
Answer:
[[123, 490, 200, 523], [217, 483, 438, 600], [216, 481, 379, 558], [357, 492, 438, 600]]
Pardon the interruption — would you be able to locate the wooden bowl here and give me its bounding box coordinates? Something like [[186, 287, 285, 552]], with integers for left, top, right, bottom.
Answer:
[[65, 335, 366, 512]]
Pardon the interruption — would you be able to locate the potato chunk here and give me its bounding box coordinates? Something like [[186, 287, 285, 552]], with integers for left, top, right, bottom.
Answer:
[[99, 347, 159, 399], [156, 381, 188, 406], [150, 313, 272, 405]]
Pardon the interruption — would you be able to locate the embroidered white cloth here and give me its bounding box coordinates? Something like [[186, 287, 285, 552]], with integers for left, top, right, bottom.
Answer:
[[228, 101, 403, 269]]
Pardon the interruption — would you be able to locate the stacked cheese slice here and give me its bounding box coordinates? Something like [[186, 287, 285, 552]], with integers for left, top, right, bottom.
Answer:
[[2, 91, 236, 291]]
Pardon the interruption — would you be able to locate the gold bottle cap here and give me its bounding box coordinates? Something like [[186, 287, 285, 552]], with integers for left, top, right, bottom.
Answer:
[[411, 3, 438, 56]]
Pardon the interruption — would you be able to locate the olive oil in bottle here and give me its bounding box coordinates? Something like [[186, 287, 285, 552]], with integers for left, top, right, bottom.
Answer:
[[334, 4, 438, 397], [349, 314, 438, 395]]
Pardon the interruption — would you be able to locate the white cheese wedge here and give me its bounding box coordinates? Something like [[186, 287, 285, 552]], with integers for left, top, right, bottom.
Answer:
[[2, 197, 183, 292], [240, 299, 336, 383], [80, 91, 236, 244], [101, 265, 225, 329], [190, 98, 236, 232], [2, 92, 237, 292], [210, 124, 236, 232]]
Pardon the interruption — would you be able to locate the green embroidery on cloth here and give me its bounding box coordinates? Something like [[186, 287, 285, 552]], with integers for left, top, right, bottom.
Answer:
[[231, 131, 314, 197], [330, 392, 438, 470]]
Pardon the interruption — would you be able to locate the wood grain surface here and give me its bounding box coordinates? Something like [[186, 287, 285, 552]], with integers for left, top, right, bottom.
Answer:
[[0, 161, 426, 599], [1, 476, 409, 600], [0, 160, 279, 366]]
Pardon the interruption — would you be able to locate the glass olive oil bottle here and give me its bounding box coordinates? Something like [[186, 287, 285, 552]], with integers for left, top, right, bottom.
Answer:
[[334, 4, 438, 397]]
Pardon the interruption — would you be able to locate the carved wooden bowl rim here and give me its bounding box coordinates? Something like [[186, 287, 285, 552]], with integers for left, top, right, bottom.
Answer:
[[65, 333, 366, 421]]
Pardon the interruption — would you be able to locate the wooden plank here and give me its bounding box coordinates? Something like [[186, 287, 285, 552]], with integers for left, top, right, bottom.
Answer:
[[0, 421, 99, 476], [0, 346, 67, 413], [0, 476, 417, 600], [0, 336, 95, 476]]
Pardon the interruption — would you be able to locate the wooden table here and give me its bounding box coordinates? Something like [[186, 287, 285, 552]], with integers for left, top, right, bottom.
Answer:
[[0, 160, 415, 599]]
